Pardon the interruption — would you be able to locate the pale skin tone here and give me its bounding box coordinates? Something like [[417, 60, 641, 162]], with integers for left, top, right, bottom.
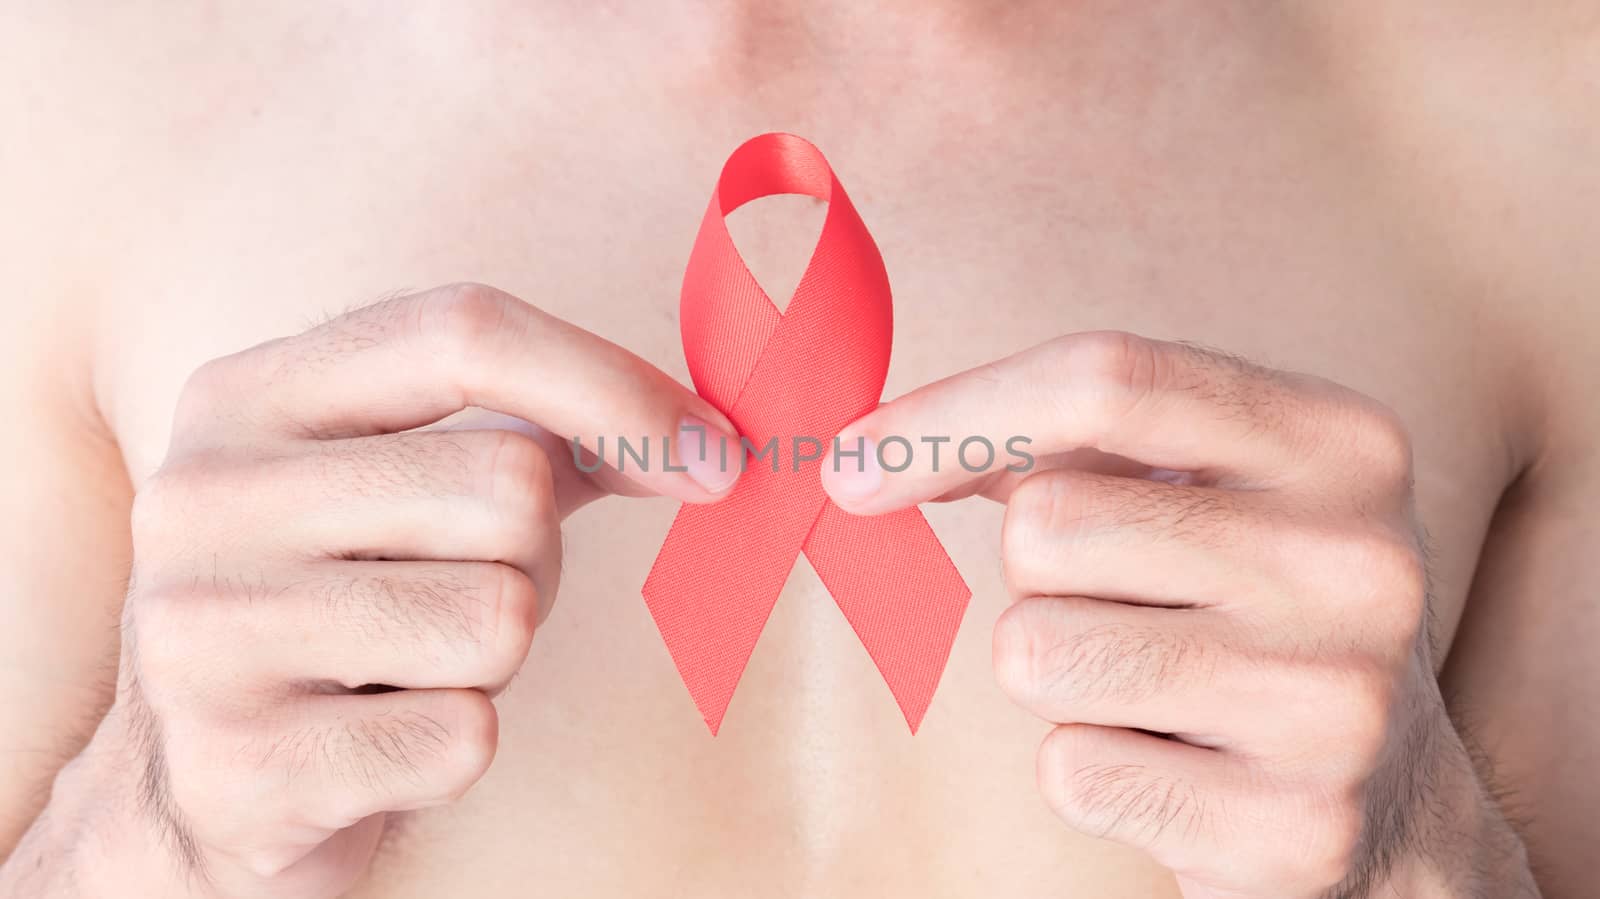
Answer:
[[1, 2, 1597, 898]]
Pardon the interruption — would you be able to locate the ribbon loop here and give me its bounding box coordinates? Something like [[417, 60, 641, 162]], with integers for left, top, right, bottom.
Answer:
[[644, 133, 970, 734]]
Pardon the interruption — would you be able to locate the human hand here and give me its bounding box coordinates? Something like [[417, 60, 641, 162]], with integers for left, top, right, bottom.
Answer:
[[12, 284, 738, 898], [822, 332, 1535, 898]]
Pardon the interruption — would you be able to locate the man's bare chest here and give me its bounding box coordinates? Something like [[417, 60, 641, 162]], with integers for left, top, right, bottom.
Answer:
[[67, 11, 1535, 897], [100, 39, 1506, 577]]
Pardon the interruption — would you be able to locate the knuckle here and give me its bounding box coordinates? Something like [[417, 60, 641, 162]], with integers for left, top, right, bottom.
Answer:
[[438, 693, 499, 799], [131, 455, 257, 559], [1297, 662, 1396, 779], [125, 587, 197, 690], [1334, 531, 1428, 624], [1054, 330, 1164, 420], [415, 282, 521, 362], [159, 720, 283, 852], [1000, 483, 1046, 583], [1035, 725, 1090, 814], [1342, 670, 1397, 759], [1347, 400, 1414, 486], [1374, 544, 1429, 641], [1007, 471, 1072, 532], [484, 429, 555, 523], [477, 564, 539, 680], [991, 605, 1038, 699], [1001, 473, 1078, 590], [1289, 525, 1427, 625], [130, 460, 213, 546], [492, 563, 540, 636], [172, 356, 239, 431], [1371, 535, 1428, 608], [129, 470, 183, 554], [127, 588, 254, 726]]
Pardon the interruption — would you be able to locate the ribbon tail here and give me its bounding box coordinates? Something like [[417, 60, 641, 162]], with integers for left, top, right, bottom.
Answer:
[[805, 502, 971, 733], [642, 467, 823, 734]]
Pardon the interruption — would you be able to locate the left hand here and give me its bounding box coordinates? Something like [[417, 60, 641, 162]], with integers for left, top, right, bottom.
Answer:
[[821, 332, 1531, 898]]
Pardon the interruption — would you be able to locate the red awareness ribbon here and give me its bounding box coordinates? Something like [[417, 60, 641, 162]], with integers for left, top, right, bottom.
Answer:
[[643, 133, 971, 734]]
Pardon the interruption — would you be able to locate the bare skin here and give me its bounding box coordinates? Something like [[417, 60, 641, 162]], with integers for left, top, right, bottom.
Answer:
[[1, 2, 1596, 897]]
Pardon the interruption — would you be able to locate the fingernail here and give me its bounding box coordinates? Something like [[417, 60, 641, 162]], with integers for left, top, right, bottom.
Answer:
[[678, 415, 740, 494], [824, 433, 882, 501]]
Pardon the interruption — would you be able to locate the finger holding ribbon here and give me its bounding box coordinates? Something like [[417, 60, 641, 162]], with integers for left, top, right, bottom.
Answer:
[[821, 333, 1498, 897]]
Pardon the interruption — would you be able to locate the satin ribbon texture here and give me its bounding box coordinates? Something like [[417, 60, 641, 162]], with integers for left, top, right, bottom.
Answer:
[[643, 133, 971, 735]]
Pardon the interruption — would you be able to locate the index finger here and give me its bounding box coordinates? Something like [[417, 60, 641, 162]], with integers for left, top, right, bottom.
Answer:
[[176, 283, 741, 503], [821, 331, 1363, 515]]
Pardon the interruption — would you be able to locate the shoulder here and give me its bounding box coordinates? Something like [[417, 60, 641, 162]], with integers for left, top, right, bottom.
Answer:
[[1362, 5, 1600, 470], [0, 3, 321, 417]]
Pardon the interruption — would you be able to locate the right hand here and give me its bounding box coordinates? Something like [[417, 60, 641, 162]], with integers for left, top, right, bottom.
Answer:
[[63, 284, 739, 898]]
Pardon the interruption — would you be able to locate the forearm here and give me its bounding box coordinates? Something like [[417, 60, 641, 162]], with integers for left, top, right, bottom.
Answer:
[[0, 714, 191, 899], [0, 668, 120, 857], [0, 321, 134, 856]]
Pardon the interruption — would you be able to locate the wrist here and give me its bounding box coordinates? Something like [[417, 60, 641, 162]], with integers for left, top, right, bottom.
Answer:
[[1376, 728, 1539, 899], [1, 705, 196, 899], [1382, 832, 1536, 899]]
